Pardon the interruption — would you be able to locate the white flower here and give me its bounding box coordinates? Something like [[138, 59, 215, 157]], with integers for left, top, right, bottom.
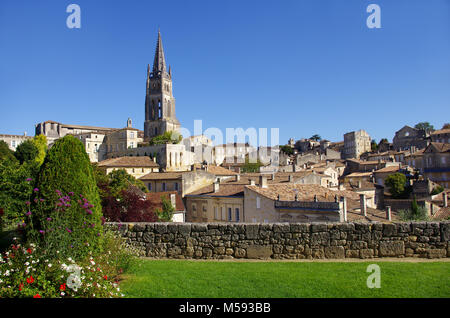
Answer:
[[60, 292, 65, 296], [25, 262, 30, 266], [48, 264, 52, 268], [5, 270, 10, 276]]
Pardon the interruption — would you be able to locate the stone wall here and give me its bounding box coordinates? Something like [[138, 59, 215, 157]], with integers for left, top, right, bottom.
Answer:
[[106, 221, 450, 260]]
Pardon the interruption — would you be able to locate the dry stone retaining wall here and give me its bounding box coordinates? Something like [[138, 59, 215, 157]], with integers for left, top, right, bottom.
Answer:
[[106, 222, 450, 260]]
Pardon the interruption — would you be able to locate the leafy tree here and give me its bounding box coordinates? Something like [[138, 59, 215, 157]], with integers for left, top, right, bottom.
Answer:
[[414, 122, 435, 133], [241, 158, 263, 173], [149, 131, 182, 145], [106, 169, 148, 199], [32, 134, 47, 166], [14, 140, 38, 164], [0, 141, 16, 163], [31, 135, 103, 258], [155, 195, 175, 222], [102, 189, 157, 222], [310, 134, 321, 141], [280, 145, 294, 155], [371, 140, 378, 152], [385, 173, 407, 198]]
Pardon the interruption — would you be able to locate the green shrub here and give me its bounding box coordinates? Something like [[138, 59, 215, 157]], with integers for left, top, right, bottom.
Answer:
[[155, 195, 175, 222], [14, 140, 38, 164], [0, 160, 39, 228], [31, 134, 47, 167], [30, 135, 103, 259], [0, 140, 16, 163], [397, 197, 429, 221]]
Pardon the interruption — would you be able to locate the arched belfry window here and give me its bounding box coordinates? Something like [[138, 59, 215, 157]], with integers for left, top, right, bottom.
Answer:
[[151, 100, 155, 119], [158, 100, 162, 119]]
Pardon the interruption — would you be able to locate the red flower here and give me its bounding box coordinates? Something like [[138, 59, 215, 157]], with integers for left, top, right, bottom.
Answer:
[[60, 283, 66, 291], [27, 276, 34, 284], [27, 248, 32, 254], [33, 294, 41, 298], [103, 275, 108, 280], [19, 283, 24, 291]]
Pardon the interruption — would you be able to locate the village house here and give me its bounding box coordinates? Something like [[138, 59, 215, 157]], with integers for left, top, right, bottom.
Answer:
[[392, 125, 429, 151], [244, 180, 392, 223], [184, 182, 245, 222], [146, 191, 186, 222], [372, 165, 402, 187], [97, 156, 160, 178], [422, 142, 450, 188], [0, 133, 32, 151], [430, 128, 450, 144]]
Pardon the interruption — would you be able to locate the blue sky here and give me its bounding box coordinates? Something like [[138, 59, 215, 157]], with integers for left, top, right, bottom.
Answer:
[[0, 0, 449, 145]]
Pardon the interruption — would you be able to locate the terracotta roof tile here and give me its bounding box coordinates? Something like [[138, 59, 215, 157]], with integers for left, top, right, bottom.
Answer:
[[139, 172, 183, 180], [145, 191, 185, 212], [205, 165, 238, 175], [188, 184, 245, 197], [98, 156, 159, 168]]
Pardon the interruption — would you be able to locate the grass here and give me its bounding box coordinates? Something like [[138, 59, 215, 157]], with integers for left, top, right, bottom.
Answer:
[[120, 259, 450, 298]]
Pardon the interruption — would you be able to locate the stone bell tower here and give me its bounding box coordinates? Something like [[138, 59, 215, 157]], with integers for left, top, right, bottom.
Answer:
[[144, 30, 180, 140]]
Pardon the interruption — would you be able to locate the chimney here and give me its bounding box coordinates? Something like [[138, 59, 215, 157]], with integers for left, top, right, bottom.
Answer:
[[259, 175, 268, 188], [340, 196, 347, 222], [170, 193, 176, 209], [386, 205, 392, 221], [213, 180, 220, 193], [235, 174, 240, 182], [153, 157, 157, 163], [360, 194, 367, 216], [443, 192, 448, 208], [358, 180, 362, 188], [127, 118, 132, 128], [249, 179, 255, 186]]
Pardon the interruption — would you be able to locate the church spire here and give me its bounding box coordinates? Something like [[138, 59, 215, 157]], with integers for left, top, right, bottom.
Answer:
[[152, 29, 167, 74]]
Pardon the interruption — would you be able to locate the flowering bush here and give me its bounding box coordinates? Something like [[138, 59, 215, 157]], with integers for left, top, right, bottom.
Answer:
[[24, 190, 104, 260], [0, 232, 135, 298]]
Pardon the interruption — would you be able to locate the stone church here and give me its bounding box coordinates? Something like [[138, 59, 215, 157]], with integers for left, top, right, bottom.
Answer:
[[144, 29, 181, 139]]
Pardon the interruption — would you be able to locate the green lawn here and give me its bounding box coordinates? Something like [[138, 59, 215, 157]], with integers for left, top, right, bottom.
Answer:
[[120, 259, 450, 298]]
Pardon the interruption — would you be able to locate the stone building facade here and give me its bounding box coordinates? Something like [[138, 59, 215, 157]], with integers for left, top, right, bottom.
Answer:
[[392, 125, 429, 151], [0, 133, 32, 151], [423, 142, 450, 188], [343, 130, 372, 159]]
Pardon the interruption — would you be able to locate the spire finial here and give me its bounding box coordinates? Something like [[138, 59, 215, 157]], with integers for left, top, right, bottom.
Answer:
[[152, 29, 166, 74]]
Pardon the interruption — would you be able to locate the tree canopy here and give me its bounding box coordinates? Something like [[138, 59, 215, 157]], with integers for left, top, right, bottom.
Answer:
[[414, 122, 435, 133], [385, 173, 407, 198]]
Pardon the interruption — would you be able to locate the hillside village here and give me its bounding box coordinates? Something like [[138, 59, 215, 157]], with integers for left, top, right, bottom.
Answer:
[[2, 31, 449, 224]]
